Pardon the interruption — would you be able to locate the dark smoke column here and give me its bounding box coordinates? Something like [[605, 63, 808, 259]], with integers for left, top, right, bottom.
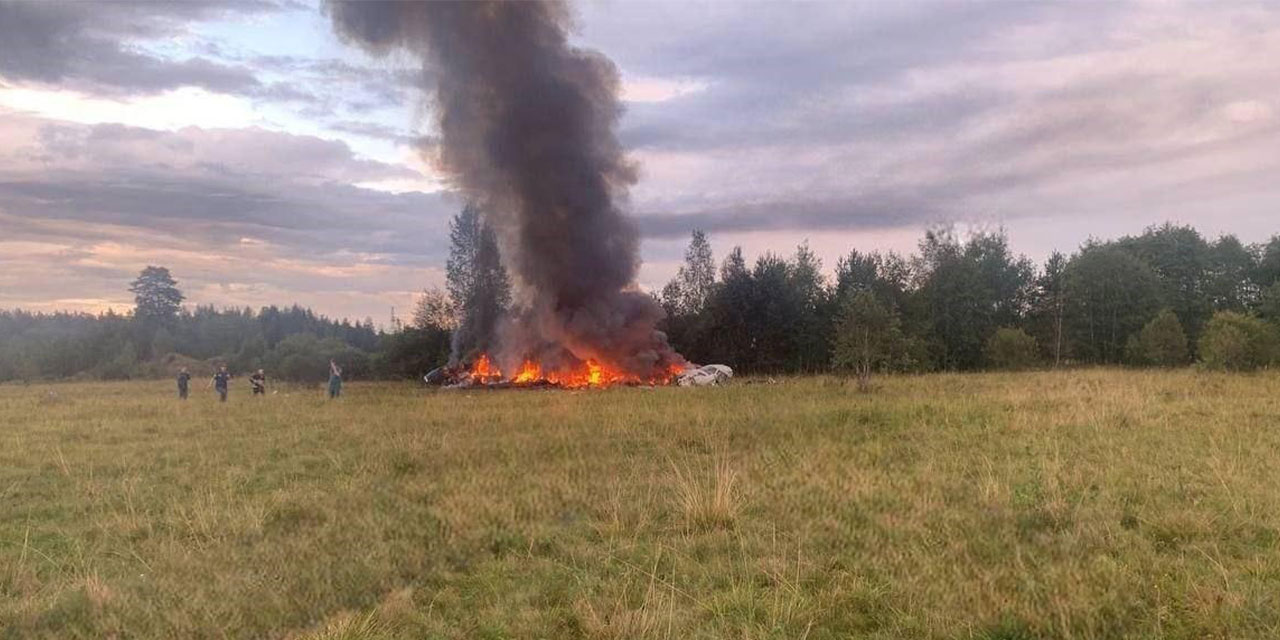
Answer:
[[328, 0, 685, 377]]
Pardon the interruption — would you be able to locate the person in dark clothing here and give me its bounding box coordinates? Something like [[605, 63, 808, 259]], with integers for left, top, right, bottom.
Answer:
[[250, 369, 266, 396], [177, 367, 191, 400], [328, 359, 342, 399], [211, 365, 231, 402]]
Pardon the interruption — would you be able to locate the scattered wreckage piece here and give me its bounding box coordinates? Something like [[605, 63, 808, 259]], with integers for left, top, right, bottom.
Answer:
[[675, 364, 734, 387], [423, 366, 451, 385], [443, 379, 564, 391], [424, 362, 734, 389], [425, 366, 594, 390]]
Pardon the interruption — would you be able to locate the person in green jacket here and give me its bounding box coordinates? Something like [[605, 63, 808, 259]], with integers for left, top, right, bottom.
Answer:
[[327, 360, 342, 399]]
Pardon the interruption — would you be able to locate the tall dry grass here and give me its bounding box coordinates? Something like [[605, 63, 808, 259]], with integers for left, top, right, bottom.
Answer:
[[670, 457, 740, 532]]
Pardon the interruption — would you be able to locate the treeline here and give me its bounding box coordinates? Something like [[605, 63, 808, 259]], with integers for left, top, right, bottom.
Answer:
[[659, 224, 1280, 375], [0, 302, 395, 383], [0, 209, 488, 385], [6, 217, 1280, 384]]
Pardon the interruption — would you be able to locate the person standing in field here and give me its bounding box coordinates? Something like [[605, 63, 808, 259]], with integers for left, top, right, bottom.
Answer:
[[328, 359, 342, 399], [177, 367, 191, 400], [250, 369, 267, 396], [211, 365, 231, 402]]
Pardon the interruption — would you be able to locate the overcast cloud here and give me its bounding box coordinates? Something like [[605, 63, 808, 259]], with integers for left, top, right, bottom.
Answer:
[[0, 1, 282, 96], [1, 0, 1278, 321]]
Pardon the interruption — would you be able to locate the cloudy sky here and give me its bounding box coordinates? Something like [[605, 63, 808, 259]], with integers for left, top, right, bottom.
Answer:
[[1, 0, 1278, 323]]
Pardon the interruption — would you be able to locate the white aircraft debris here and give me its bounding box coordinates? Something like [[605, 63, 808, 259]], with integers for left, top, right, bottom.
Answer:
[[676, 364, 734, 387]]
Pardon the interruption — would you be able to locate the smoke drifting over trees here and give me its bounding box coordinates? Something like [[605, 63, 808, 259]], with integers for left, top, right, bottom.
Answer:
[[327, 0, 684, 377]]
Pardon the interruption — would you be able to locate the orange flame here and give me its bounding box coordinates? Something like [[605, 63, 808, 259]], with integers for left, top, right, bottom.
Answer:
[[512, 360, 541, 383], [464, 353, 683, 388], [468, 354, 501, 383]]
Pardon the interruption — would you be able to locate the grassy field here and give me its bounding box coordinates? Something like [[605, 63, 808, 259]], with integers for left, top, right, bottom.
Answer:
[[2, 371, 1280, 639]]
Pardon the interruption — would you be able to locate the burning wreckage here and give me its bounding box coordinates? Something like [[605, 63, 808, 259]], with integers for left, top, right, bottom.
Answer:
[[424, 358, 733, 390], [329, 1, 731, 389]]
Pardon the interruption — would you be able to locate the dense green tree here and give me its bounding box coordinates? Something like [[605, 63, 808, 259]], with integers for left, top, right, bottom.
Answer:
[[1206, 235, 1258, 312], [1260, 282, 1280, 324], [831, 291, 906, 390], [10, 349, 40, 383], [833, 250, 911, 312], [98, 341, 139, 380], [1063, 244, 1163, 364], [788, 242, 832, 371], [150, 327, 176, 358], [0, 343, 15, 382], [1125, 309, 1189, 367], [746, 252, 797, 372], [912, 229, 1033, 370], [705, 244, 833, 373], [1028, 251, 1069, 366], [1117, 224, 1212, 339], [1256, 236, 1280, 289], [231, 333, 267, 373], [703, 246, 754, 367], [129, 265, 185, 359], [446, 204, 511, 361], [129, 266, 184, 324]]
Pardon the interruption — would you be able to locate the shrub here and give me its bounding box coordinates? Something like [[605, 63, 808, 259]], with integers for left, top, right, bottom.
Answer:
[[96, 341, 140, 380], [263, 334, 370, 382], [1198, 311, 1280, 371], [375, 327, 451, 379], [985, 328, 1039, 370], [1126, 309, 1189, 367]]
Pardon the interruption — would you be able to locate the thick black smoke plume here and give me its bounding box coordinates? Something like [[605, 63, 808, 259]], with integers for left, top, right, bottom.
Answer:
[[329, 0, 685, 377]]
